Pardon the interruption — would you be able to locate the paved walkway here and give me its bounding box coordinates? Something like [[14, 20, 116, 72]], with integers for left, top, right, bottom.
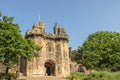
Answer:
[[21, 76, 70, 80]]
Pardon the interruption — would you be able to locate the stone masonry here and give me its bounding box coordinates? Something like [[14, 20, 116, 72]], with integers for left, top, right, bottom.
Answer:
[[20, 21, 70, 77]]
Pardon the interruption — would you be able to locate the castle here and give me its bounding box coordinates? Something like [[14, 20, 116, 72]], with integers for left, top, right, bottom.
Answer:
[[20, 21, 71, 77], [0, 20, 78, 78]]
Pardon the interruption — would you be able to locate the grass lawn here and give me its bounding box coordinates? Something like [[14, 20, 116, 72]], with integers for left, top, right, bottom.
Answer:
[[69, 71, 120, 80]]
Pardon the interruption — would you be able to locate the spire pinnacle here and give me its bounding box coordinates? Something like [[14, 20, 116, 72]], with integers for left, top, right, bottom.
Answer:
[[38, 15, 40, 22]]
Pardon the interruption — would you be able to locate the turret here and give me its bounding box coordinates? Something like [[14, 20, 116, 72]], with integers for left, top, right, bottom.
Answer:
[[38, 15, 44, 32], [61, 28, 66, 36], [32, 21, 45, 33], [38, 21, 45, 32], [26, 29, 31, 35], [54, 23, 59, 36]]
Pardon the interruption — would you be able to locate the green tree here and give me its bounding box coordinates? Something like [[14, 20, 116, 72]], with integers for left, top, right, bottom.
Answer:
[[75, 31, 120, 71], [0, 12, 41, 75]]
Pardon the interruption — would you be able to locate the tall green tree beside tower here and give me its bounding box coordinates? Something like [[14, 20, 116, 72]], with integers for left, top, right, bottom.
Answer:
[[0, 12, 41, 75], [75, 31, 120, 71]]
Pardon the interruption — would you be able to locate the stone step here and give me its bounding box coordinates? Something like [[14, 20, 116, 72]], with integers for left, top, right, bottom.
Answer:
[[26, 76, 69, 80]]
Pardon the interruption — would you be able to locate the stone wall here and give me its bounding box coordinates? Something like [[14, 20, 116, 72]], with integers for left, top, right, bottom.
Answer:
[[70, 62, 79, 74], [0, 63, 18, 73]]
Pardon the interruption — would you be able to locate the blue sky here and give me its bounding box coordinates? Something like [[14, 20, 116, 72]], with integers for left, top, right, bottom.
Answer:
[[1, 0, 120, 50]]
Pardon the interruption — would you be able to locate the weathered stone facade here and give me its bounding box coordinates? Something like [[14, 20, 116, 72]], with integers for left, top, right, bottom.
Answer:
[[20, 21, 70, 77], [69, 48, 79, 74]]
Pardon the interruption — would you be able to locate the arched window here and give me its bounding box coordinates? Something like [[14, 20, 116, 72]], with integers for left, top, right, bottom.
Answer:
[[49, 47, 51, 52]]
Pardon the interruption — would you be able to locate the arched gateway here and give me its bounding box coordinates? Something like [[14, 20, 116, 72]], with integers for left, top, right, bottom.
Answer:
[[44, 60, 55, 76]]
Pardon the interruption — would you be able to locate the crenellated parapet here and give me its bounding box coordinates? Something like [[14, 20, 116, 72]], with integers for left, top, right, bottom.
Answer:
[[26, 21, 69, 41], [54, 23, 67, 37]]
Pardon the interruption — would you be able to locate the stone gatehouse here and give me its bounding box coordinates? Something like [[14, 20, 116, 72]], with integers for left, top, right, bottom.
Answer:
[[20, 21, 70, 77]]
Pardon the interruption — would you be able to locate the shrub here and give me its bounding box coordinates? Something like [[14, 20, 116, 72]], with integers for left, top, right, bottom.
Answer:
[[111, 72, 120, 80], [86, 71, 113, 80], [69, 71, 120, 80], [69, 72, 85, 80], [0, 73, 16, 79]]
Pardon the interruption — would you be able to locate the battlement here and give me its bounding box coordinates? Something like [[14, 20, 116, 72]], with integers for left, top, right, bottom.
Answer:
[[26, 21, 69, 41], [33, 22, 45, 28]]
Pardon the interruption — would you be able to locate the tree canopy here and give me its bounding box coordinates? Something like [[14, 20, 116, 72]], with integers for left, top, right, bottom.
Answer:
[[0, 12, 41, 74], [75, 31, 120, 71]]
